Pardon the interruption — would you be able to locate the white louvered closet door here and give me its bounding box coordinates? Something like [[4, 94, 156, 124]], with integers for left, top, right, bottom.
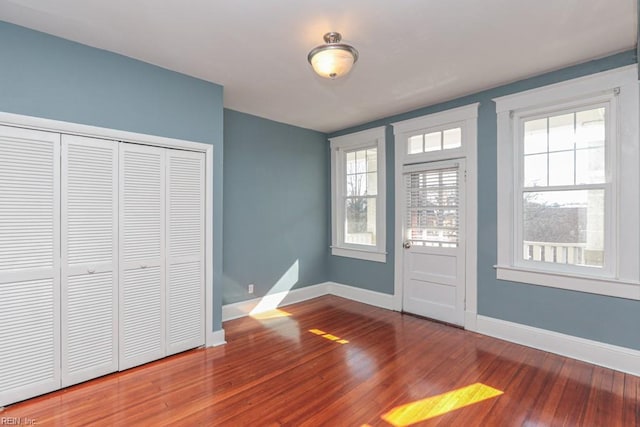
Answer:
[[61, 135, 118, 387], [0, 125, 61, 407], [119, 143, 166, 370], [166, 150, 205, 355]]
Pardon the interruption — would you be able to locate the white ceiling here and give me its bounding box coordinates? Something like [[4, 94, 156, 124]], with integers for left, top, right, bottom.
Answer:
[[0, 1, 636, 133]]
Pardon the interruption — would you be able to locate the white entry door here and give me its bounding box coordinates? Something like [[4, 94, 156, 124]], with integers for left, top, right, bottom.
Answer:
[[401, 160, 465, 326]]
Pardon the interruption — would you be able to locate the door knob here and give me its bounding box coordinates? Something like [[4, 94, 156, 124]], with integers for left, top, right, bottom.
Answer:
[[403, 241, 411, 249]]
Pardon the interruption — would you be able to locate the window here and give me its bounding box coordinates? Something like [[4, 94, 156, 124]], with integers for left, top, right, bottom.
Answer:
[[330, 127, 386, 262], [495, 65, 640, 299], [521, 106, 608, 270], [408, 127, 462, 154], [405, 165, 460, 248]]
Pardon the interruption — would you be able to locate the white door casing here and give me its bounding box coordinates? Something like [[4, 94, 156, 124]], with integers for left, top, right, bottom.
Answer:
[[392, 103, 479, 329], [401, 160, 466, 325], [61, 135, 118, 387]]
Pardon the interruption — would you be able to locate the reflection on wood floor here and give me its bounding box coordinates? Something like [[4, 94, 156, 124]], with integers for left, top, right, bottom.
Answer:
[[3, 295, 639, 426]]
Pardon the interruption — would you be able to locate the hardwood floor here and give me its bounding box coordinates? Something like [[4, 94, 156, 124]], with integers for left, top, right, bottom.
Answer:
[[3, 295, 639, 426]]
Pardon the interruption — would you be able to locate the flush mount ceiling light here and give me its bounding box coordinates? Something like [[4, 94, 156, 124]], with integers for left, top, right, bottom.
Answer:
[[308, 32, 359, 79]]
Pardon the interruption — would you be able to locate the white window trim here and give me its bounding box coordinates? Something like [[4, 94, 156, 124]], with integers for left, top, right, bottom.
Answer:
[[494, 65, 640, 300], [392, 103, 479, 323], [330, 126, 386, 263]]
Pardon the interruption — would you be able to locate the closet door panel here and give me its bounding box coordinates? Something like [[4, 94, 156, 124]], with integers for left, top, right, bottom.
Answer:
[[0, 125, 60, 406], [166, 151, 205, 355], [119, 143, 165, 370], [61, 135, 118, 387], [121, 266, 163, 364]]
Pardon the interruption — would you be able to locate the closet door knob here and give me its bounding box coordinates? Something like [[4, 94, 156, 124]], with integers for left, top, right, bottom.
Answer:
[[87, 267, 96, 274]]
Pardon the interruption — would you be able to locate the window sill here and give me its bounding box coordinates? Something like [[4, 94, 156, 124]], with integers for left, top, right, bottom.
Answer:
[[495, 265, 640, 300], [331, 246, 387, 263]]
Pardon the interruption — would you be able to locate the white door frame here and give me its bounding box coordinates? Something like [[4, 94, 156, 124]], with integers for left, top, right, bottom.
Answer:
[[0, 111, 216, 347], [392, 104, 479, 330]]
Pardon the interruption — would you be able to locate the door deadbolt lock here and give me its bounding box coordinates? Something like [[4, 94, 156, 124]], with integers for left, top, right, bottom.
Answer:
[[403, 241, 411, 249]]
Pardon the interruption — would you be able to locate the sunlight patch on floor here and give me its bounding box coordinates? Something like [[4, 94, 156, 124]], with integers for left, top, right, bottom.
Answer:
[[249, 260, 299, 316], [308, 329, 349, 344], [381, 382, 503, 426], [249, 309, 292, 320]]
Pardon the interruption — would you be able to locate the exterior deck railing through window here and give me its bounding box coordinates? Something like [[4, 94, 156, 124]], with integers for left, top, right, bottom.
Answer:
[[523, 241, 587, 265]]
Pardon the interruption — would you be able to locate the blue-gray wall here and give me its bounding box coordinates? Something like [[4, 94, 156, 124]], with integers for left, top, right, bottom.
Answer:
[[223, 109, 328, 304], [0, 21, 225, 331], [329, 50, 640, 350]]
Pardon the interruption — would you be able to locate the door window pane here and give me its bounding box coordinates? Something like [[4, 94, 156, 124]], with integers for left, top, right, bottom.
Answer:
[[443, 128, 462, 150], [407, 127, 463, 156], [408, 135, 423, 154], [424, 132, 441, 152], [405, 167, 459, 247]]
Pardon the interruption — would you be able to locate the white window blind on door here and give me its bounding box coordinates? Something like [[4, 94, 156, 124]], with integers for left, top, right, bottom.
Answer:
[[0, 125, 61, 407], [61, 135, 118, 387], [166, 150, 205, 355], [405, 166, 460, 247], [119, 143, 166, 370]]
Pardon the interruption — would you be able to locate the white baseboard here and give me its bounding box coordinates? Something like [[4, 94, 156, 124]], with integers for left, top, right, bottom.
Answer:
[[475, 315, 640, 376], [222, 283, 329, 322], [327, 282, 395, 310], [207, 329, 226, 347], [222, 281, 395, 322]]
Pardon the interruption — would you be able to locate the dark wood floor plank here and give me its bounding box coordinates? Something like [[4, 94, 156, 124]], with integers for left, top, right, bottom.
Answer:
[[2, 295, 638, 426]]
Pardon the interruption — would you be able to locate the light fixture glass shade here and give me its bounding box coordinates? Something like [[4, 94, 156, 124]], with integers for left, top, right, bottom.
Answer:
[[308, 32, 358, 79], [310, 48, 356, 79]]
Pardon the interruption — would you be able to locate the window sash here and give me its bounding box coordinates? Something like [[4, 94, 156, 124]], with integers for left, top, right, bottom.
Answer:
[[513, 101, 615, 276], [339, 145, 378, 249]]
